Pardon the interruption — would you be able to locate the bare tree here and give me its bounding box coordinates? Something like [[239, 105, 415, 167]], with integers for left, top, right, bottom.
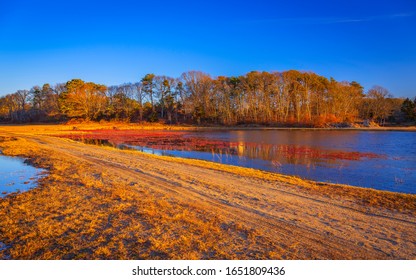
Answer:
[[15, 90, 30, 110], [366, 85, 392, 125]]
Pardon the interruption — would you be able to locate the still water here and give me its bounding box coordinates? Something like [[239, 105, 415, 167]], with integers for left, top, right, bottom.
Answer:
[[0, 155, 46, 198], [125, 130, 415, 194]]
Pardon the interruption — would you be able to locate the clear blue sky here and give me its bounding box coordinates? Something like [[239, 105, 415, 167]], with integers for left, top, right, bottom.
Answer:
[[1, 0, 415, 97]]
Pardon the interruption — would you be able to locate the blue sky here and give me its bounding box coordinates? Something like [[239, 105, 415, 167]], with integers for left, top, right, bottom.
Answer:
[[1, 0, 415, 97]]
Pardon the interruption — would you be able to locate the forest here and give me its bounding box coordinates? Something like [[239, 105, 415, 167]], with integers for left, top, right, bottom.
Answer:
[[1, 70, 415, 127]]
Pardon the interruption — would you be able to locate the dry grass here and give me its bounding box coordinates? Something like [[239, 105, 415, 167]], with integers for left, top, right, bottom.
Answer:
[[0, 124, 415, 260]]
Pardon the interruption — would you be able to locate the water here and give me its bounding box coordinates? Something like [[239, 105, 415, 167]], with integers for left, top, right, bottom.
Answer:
[[0, 155, 46, 198], [126, 130, 416, 194], [66, 129, 416, 194]]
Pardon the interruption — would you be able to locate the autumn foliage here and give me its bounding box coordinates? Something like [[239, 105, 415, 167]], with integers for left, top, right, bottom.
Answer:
[[0, 70, 408, 126]]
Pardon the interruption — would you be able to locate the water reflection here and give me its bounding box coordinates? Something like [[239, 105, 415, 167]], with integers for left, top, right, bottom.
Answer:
[[122, 137, 382, 170], [0, 155, 46, 198]]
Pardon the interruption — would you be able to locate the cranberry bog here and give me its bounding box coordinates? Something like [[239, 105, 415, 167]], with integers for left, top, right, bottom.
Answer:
[[56, 129, 384, 162], [50, 128, 416, 194]]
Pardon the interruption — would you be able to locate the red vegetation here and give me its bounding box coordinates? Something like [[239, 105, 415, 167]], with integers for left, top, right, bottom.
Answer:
[[57, 130, 385, 163], [272, 145, 383, 161]]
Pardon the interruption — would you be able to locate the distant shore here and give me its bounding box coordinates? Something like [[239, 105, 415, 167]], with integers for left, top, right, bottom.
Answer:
[[1, 121, 415, 132], [191, 125, 416, 132]]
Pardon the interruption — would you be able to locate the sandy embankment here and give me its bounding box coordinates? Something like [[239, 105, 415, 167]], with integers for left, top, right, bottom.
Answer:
[[0, 125, 415, 259]]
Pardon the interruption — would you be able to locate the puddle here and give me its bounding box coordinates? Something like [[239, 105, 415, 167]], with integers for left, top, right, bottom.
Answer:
[[0, 242, 10, 259], [0, 155, 46, 198]]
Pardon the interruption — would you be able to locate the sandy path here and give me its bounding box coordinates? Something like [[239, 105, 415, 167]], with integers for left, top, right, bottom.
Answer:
[[3, 131, 409, 260]]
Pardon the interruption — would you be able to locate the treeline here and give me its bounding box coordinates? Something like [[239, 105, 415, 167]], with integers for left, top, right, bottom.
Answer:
[[1, 70, 415, 126]]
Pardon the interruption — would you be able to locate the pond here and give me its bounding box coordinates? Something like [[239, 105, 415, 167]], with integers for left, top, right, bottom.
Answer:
[[60, 129, 416, 194], [186, 130, 415, 194], [0, 155, 46, 198]]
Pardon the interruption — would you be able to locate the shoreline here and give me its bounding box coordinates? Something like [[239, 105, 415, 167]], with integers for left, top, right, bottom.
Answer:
[[1, 122, 416, 132], [0, 125, 415, 259]]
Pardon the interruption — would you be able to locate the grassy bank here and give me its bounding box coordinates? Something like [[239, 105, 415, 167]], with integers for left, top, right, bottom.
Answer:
[[2, 121, 415, 133]]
